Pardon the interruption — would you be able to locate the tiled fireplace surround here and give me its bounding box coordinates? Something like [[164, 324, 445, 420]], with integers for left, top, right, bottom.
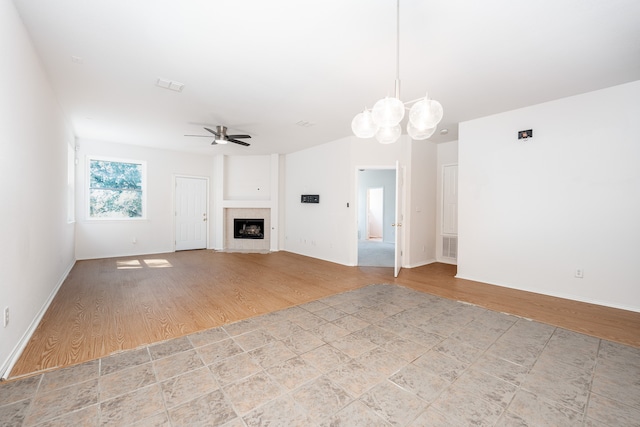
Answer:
[[224, 208, 271, 252]]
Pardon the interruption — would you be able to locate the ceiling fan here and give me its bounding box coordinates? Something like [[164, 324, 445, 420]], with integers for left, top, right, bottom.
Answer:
[[185, 126, 251, 146]]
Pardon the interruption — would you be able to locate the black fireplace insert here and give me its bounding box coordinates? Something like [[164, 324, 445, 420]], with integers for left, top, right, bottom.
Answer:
[[234, 218, 264, 239]]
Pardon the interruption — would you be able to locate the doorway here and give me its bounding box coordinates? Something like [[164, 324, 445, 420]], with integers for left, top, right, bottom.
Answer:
[[357, 169, 395, 267]]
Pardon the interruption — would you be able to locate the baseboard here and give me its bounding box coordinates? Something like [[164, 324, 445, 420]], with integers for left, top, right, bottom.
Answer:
[[405, 258, 437, 268], [435, 258, 457, 265], [0, 259, 76, 380], [454, 273, 640, 314]]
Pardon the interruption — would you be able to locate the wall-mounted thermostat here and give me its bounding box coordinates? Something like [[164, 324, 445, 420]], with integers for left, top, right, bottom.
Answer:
[[301, 194, 320, 203]]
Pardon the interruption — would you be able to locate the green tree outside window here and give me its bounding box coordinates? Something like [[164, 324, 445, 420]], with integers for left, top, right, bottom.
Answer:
[[89, 159, 144, 218]]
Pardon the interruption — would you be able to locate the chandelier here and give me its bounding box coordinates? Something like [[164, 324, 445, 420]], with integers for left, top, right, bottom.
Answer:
[[351, 0, 443, 144]]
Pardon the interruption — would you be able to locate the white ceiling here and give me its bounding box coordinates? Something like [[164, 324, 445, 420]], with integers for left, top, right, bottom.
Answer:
[[13, 0, 640, 155]]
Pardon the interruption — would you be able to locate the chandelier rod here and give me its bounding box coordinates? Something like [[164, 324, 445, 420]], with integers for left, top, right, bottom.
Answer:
[[350, 0, 443, 142], [395, 0, 401, 99]]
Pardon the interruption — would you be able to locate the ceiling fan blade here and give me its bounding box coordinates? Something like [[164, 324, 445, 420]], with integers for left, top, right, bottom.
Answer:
[[184, 134, 213, 137], [228, 138, 250, 146], [227, 134, 251, 139], [204, 127, 220, 136]]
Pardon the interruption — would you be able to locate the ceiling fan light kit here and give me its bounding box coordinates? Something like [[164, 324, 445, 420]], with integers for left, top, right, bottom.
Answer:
[[351, 0, 443, 144]]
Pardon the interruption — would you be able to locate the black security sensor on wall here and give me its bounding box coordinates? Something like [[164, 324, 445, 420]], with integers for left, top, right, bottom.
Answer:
[[301, 195, 319, 203], [518, 129, 533, 140]]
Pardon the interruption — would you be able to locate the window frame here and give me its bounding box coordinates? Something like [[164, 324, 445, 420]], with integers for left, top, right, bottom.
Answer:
[[86, 155, 147, 221]]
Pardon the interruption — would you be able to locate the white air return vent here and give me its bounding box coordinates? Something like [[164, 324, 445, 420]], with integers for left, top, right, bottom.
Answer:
[[442, 236, 458, 259]]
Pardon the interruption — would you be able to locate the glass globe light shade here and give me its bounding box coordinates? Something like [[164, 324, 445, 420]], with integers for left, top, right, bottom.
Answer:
[[375, 124, 401, 144], [409, 98, 443, 130], [351, 110, 378, 138], [372, 97, 405, 127], [407, 120, 436, 140]]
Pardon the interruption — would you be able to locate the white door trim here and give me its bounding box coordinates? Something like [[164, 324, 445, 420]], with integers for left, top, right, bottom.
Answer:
[[394, 161, 404, 277]]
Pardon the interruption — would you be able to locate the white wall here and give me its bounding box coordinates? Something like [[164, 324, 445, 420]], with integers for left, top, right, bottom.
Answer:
[[224, 155, 271, 201], [285, 138, 352, 264], [408, 139, 438, 267], [0, 1, 75, 378], [72, 131, 438, 271], [75, 139, 214, 259], [284, 134, 437, 268], [457, 81, 640, 312]]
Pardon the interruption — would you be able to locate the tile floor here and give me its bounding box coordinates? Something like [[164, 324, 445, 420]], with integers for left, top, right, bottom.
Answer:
[[1, 284, 639, 426]]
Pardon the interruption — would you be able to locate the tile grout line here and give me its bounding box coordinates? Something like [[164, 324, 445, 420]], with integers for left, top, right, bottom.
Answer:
[[3, 284, 639, 426]]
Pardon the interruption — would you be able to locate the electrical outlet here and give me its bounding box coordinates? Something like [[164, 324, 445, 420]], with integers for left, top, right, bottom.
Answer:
[[575, 269, 584, 278], [3, 307, 8, 327]]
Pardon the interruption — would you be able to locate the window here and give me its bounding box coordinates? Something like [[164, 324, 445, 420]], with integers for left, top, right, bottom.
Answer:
[[88, 157, 146, 219]]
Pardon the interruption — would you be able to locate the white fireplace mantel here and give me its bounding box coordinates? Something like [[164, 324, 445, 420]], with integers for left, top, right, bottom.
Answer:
[[221, 200, 273, 209], [212, 154, 280, 252]]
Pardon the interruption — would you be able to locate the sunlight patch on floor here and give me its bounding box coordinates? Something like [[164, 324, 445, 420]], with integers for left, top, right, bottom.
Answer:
[[116, 259, 173, 269]]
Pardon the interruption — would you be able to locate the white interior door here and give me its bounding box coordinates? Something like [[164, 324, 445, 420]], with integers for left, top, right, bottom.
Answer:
[[175, 176, 208, 251], [394, 161, 403, 277]]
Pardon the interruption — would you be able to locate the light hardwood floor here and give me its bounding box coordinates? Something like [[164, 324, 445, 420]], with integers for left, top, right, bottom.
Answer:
[[10, 250, 640, 378]]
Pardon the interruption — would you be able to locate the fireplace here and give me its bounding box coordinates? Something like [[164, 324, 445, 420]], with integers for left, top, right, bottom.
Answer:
[[234, 218, 265, 239], [225, 208, 270, 251]]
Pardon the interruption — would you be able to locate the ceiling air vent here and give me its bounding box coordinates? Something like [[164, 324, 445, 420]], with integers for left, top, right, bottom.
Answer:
[[155, 78, 184, 92], [295, 120, 315, 128]]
